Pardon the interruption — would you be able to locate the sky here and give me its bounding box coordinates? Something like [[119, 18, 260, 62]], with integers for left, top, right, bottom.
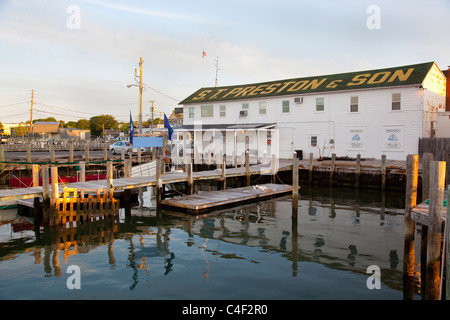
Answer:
[[0, 0, 449, 124]]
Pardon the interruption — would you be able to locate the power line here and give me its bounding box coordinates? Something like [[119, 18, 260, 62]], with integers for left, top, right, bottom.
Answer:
[[1, 111, 31, 119], [0, 101, 29, 108], [144, 84, 180, 102]]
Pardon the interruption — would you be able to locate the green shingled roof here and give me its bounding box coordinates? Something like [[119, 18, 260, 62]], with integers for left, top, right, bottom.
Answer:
[[179, 62, 435, 105]]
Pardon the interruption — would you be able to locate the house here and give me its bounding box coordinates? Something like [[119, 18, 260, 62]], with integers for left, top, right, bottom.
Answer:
[[59, 127, 90, 140], [168, 108, 183, 128], [178, 61, 447, 161], [32, 122, 61, 140]]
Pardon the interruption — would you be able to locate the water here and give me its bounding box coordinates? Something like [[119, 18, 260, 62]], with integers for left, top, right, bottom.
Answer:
[[0, 185, 420, 300]]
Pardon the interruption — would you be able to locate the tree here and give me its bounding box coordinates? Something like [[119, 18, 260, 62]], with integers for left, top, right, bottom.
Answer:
[[89, 115, 118, 137], [64, 121, 78, 128], [0, 122, 4, 135], [14, 123, 29, 141], [76, 119, 90, 130], [33, 117, 57, 123], [120, 122, 130, 133]]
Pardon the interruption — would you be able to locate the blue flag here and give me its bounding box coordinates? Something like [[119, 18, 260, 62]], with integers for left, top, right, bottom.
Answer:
[[129, 111, 134, 145], [164, 113, 173, 141]]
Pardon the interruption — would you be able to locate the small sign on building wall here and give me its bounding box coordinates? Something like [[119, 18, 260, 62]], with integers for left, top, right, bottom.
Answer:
[[383, 126, 403, 150], [347, 127, 366, 150]]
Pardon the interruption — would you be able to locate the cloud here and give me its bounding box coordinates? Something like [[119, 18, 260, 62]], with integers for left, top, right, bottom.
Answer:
[[80, 0, 199, 22]]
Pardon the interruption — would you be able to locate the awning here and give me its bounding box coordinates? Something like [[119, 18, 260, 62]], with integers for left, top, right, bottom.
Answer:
[[178, 123, 276, 130]]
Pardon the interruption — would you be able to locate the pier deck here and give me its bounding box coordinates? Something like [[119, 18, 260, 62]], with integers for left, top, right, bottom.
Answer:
[[0, 159, 292, 203], [161, 183, 294, 212]]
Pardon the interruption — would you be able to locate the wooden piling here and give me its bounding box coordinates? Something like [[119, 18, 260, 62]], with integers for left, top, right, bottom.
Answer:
[[123, 159, 131, 178], [103, 144, 108, 161], [403, 155, 418, 278], [421, 153, 433, 284], [355, 154, 361, 189], [221, 154, 226, 190], [32, 164, 39, 187], [381, 155, 387, 190], [69, 143, 74, 163], [445, 188, 450, 300], [27, 144, 32, 172], [51, 166, 59, 200], [155, 159, 162, 206], [50, 144, 55, 163], [41, 166, 50, 224], [106, 161, 113, 189], [85, 143, 90, 163], [329, 153, 336, 187], [187, 160, 193, 195], [271, 154, 276, 184], [425, 161, 446, 300], [246, 151, 250, 186], [79, 161, 86, 182], [423, 153, 434, 200], [309, 153, 313, 185], [0, 145, 4, 173], [292, 152, 299, 220]]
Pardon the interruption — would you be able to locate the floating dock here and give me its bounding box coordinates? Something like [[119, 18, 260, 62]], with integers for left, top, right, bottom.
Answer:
[[161, 183, 294, 213]]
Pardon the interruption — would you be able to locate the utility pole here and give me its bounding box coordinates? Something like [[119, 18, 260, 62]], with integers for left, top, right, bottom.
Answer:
[[139, 57, 143, 135], [149, 100, 155, 134], [29, 89, 34, 141]]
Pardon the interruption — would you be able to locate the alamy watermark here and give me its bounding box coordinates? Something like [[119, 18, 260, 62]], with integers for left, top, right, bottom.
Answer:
[[366, 5, 381, 30], [66, 265, 81, 289], [366, 265, 381, 289], [66, 5, 81, 30]]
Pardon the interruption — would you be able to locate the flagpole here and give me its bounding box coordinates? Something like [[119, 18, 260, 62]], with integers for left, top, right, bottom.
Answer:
[[202, 50, 206, 87]]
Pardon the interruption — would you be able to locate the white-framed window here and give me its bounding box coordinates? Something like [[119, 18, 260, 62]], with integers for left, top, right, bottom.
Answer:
[[350, 96, 358, 112], [316, 98, 324, 112], [242, 103, 249, 109], [220, 105, 226, 117], [310, 135, 318, 147], [189, 107, 195, 119], [259, 101, 266, 115], [201, 105, 214, 118], [392, 93, 401, 111], [282, 100, 289, 113]]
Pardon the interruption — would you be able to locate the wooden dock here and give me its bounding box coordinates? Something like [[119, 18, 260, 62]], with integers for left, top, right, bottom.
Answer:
[[403, 153, 450, 300], [161, 183, 294, 213], [0, 158, 293, 203]]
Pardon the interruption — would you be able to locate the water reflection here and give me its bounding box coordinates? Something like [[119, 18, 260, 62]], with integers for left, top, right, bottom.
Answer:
[[0, 185, 416, 299]]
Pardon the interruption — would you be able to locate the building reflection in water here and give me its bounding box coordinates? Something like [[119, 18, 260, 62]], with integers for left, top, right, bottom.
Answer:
[[1, 185, 411, 296]]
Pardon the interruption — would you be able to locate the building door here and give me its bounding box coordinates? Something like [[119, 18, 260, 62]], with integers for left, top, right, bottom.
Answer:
[[308, 134, 319, 158]]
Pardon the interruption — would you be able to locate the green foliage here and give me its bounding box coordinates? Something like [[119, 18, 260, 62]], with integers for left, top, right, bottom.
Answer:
[[64, 121, 78, 128], [89, 114, 118, 137], [14, 123, 29, 137], [33, 117, 57, 123], [76, 119, 90, 130]]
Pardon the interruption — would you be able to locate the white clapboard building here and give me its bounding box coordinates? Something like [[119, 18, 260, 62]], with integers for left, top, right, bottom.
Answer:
[[178, 62, 447, 161]]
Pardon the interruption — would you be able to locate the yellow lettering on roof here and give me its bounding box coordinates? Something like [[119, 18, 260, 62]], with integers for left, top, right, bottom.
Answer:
[[248, 84, 269, 96], [235, 86, 257, 97], [276, 81, 297, 93], [326, 79, 343, 88], [192, 90, 212, 100], [302, 78, 327, 90], [388, 68, 414, 82], [367, 72, 391, 84], [261, 83, 282, 94], [287, 80, 309, 92], [347, 73, 371, 86], [222, 87, 244, 98], [209, 88, 228, 99]]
